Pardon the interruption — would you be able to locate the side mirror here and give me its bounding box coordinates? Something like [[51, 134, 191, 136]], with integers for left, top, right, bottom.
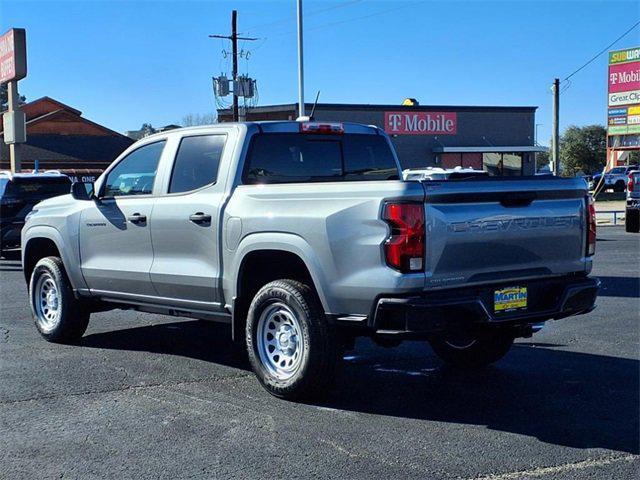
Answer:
[[71, 181, 95, 201]]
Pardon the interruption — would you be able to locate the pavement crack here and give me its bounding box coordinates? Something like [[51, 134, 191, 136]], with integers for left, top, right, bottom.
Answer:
[[0, 373, 254, 406], [466, 454, 639, 480]]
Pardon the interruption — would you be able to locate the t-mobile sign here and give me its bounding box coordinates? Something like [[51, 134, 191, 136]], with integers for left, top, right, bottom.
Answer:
[[384, 111, 457, 135]]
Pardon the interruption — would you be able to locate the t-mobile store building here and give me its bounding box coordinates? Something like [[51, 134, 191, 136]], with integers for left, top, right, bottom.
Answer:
[[218, 102, 545, 176]]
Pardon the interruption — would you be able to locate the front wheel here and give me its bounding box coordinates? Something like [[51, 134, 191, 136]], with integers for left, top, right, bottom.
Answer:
[[429, 331, 514, 369], [29, 256, 90, 343], [246, 279, 339, 400]]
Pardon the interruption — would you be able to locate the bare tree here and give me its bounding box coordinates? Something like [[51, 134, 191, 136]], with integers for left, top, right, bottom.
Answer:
[[181, 113, 216, 127]]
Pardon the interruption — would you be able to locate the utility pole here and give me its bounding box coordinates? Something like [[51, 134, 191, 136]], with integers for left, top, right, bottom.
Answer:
[[296, 0, 305, 118], [209, 11, 256, 122], [552, 78, 560, 175]]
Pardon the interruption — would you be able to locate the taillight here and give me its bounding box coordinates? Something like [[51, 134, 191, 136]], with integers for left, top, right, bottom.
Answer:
[[383, 202, 425, 273], [299, 122, 344, 135], [628, 175, 635, 192], [587, 196, 596, 256]]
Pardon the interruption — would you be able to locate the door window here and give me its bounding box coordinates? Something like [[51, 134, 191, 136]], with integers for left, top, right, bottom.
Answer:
[[168, 135, 226, 193], [103, 141, 165, 197]]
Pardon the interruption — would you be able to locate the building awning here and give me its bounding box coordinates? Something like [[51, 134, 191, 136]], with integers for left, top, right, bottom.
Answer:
[[432, 146, 548, 153]]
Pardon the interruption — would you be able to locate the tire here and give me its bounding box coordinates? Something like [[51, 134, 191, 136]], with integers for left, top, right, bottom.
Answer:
[[429, 331, 514, 369], [245, 279, 339, 400], [626, 209, 640, 233], [29, 256, 90, 343], [614, 181, 626, 192]]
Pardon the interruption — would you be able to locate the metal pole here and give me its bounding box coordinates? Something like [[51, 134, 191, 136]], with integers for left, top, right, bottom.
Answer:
[[552, 78, 560, 176], [535, 123, 543, 145], [231, 10, 239, 122], [296, 0, 305, 118], [7, 81, 22, 173]]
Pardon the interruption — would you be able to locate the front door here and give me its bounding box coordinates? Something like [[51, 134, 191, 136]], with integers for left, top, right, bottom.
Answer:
[[79, 140, 166, 296], [149, 134, 227, 306]]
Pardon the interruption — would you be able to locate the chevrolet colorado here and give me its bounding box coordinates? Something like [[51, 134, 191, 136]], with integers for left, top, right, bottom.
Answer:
[[21, 121, 599, 399]]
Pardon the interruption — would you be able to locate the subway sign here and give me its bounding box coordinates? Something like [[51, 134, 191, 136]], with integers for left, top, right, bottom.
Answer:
[[608, 47, 640, 108], [384, 111, 457, 135], [609, 47, 640, 65]]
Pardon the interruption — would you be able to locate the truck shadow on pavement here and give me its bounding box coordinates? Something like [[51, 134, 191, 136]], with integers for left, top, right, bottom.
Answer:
[[80, 320, 639, 455], [596, 276, 640, 298]]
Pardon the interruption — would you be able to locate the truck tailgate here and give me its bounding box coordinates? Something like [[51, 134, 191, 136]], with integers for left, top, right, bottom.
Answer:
[[421, 177, 589, 289]]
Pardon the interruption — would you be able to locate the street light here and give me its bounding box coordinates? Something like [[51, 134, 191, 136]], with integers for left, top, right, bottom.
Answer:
[[535, 123, 543, 146], [296, 0, 305, 118]]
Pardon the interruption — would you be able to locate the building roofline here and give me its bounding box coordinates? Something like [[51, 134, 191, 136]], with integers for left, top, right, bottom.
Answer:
[[218, 102, 538, 114], [25, 96, 83, 116], [23, 108, 129, 138]]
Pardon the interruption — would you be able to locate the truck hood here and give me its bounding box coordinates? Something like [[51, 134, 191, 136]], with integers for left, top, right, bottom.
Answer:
[[33, 194, 75, 210]]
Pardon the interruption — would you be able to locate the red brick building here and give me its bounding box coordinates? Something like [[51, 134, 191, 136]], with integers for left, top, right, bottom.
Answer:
[[1, 96, 133, 179]]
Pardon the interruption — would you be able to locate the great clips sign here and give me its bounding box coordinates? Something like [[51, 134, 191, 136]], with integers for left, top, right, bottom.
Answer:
[[384, 111, 457, 135]]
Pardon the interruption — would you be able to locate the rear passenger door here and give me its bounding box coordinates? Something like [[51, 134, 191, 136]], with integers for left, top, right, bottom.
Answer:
[[149, 133, 228, 308]]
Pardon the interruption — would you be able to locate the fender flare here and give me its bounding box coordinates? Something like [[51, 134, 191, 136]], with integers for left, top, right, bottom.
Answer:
[[225, 232, 331, 313], [22, 225, 88, 292]]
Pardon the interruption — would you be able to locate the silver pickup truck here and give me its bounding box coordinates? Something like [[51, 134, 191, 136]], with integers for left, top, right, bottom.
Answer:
[[21, 120, 599, 399]]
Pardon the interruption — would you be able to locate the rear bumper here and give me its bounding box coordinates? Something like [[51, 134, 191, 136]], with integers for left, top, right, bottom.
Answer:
[[371, 276, 599, 338]]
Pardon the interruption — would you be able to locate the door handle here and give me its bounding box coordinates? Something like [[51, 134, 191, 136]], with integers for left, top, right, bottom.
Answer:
[[127, 213, 147, 224], [189, 212, 212, 224]]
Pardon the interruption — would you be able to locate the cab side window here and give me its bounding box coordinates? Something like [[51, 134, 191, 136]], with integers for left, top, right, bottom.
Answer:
[[103, 141, 166, 197], [168, 135, 226, 194]]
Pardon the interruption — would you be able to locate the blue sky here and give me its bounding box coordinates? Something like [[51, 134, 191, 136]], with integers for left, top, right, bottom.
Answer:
[[2, 0, 639, 144]]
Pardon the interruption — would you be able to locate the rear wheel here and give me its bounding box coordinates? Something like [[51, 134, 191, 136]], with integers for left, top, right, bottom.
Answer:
[[29, 256, 90, 343], [246, 279, 339, 400], [429, 331, 514, 369], [626, 209, 640, 233]]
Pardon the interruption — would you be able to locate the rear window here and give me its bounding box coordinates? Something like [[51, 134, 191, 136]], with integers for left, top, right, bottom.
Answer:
[[0, 177, 71, 197], [243, 133, 398, 184]]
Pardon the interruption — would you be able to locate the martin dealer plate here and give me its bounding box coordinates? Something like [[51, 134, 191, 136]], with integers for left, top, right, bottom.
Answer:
[[494, 286, 527, 312]]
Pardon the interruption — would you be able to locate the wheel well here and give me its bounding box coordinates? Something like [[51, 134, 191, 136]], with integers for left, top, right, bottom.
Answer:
[[23, 238, 61, 284], [233, 250, 317, 341]]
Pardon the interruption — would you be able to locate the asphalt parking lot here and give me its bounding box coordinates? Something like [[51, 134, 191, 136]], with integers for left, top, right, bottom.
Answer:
[[1, 227, 638, 480]]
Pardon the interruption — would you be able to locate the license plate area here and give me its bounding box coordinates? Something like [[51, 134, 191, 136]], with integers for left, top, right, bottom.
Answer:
[[494, 286, 527, 313]]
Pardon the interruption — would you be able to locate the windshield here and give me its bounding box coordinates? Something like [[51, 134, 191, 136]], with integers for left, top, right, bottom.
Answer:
[[0, 177, 71, 198], [608, 167, 626, 174]]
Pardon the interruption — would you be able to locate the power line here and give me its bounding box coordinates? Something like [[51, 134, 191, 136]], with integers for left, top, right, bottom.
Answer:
[[244, 0, 363, 33], [563, 20, 640, 82], [269, 1, 421, 38]]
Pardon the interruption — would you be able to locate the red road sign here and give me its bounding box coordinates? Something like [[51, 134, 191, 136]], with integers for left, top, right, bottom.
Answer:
[[0, 28, 27, 84]]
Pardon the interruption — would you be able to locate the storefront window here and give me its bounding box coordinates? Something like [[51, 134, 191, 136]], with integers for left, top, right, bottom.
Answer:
[[482, 153, 523, 176], [502, 153, 523, 176], [483, 153, 502, 175]]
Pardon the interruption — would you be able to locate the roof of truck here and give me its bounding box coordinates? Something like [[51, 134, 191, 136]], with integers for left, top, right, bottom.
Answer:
[[139, 121, 380, 140], [0, 171, 70, 181]]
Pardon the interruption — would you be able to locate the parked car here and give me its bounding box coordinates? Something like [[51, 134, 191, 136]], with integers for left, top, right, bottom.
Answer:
[[21, 121, 599, 399], [0, 172, 71, 257], [590, 165, 640, 192], [403, 166, 489, 181], [626, 171, 640, 233]]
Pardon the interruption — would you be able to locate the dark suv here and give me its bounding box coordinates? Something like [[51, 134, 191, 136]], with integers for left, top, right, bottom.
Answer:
[[0, 172, 71, 257]]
